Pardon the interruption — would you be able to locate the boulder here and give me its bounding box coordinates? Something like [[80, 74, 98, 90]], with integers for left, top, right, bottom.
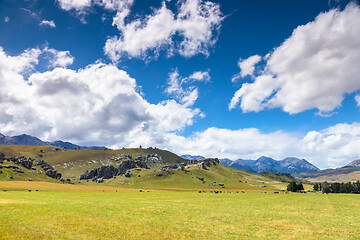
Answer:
[[96, 166, 115, 179], [196, 176, 204, 181], [124, 170, 132, 177], [0, 152, 4, 163], [80, 169, 96, 180], [115, 160, 137, 175], [45, 170, 62, 179], [80, 166, 115, 180]]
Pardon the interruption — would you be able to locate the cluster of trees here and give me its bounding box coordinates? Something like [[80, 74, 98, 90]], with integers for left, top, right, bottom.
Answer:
[[313, 181, 360, 194], [286, 181, 304, 192]]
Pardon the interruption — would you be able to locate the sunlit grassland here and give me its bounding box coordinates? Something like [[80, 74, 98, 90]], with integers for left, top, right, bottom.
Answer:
[[0, 183, 359, 239]]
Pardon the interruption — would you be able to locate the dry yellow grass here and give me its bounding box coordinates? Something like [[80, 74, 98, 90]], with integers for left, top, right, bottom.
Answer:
[[0, 181, 140, 192]]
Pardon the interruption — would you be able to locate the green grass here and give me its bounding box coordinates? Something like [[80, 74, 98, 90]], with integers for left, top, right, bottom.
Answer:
[[78, 164, 290, 191], [0, 185, 359, 239]]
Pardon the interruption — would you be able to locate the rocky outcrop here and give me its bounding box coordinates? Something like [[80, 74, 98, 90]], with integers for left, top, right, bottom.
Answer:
[[160, 163, 187, 171], [80, 160, 150, 181], [7, 156, 34, 169], [0, 152, 4, 164], [45, 170, 62, 179], [0, 154, 62, 180], [80, 166, 115, 180], [124, 170, 132, 177], [187, 158, 219, 168], [35, 160, 53, 171], [115, 160, 137, 176]]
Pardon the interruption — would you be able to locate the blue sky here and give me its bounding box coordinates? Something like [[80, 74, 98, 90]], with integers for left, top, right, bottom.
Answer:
[[1, 0, 360, 169]]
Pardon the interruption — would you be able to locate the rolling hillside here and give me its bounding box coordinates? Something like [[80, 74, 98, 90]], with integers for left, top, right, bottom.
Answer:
[[294, 160, 360, 182], [0, 145, 307, 191]]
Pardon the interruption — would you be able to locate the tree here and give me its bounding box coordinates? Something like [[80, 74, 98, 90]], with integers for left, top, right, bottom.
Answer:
[[297, 183, 304, 191], [287, 181, 297, 192], [313, 183, 319, 191], [322, 181, 330, 194], [330, 183, 340, 193]]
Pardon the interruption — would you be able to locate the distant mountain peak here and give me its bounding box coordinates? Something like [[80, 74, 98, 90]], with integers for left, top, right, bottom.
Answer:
[[346, 159, 360, 167], [0, 133, 107, 150], [181, 154, 205, 160], [220, 156, 319, 174]]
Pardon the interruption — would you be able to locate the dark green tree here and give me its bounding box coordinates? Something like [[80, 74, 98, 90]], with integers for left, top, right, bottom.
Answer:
[[297, 183, 304, 191], [322, 181, 330, 194], [287, 181, 297, 192], [331, 183, 341, 193], [313, 183, 319, 191]]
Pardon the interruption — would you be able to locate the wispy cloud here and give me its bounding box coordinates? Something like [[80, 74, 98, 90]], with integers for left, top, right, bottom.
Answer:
[[21, 8, 56, 28], [165, 69, 210, 107], [40, 20, 56, 28]]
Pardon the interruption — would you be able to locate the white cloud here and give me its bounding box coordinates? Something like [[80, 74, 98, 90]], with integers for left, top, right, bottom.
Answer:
[[230, 3, 360, 114], [0, 47, 201, 147], [158, 122, 360, 169], [40, 20, 56, 28], [355, 95, 360, 106], [2, 47, 360, 169], [4, 16, 10, 23], [104, 0, 223, 61], [99, 0, 133, 11], [57, 0, 133, 23], [45, 48, 74, 67], [165, 69, 210, 107], [188, 70, 211, 82], [232, 55, 262, 82], [57, 0, 92, 11]]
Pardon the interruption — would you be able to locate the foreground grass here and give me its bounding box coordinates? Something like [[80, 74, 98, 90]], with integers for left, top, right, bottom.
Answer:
[[0, 183, 359, 239]]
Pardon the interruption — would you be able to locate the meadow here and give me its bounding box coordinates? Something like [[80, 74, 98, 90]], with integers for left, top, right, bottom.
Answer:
[[1, 182, 359, 239]]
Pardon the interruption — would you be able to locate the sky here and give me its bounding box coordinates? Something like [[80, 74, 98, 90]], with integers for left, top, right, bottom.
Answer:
[[1, 0, 360, 169]]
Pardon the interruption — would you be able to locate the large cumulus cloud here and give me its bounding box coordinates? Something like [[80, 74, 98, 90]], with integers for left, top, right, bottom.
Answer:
[[230, 3, 360, 114], [0, 47, 201, 146], [105, 0, 224, 61]]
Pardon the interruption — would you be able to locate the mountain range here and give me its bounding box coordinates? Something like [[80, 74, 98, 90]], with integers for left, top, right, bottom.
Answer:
[[182, 154, 320, 174], [0, 133, 107, 150], [294, 159, 360, 182]]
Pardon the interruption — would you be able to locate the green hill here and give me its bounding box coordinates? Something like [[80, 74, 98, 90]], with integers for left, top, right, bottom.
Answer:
[[0, 145, 310, 191]]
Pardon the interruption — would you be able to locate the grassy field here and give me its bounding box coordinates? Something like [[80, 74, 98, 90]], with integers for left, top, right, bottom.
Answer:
[[0, 182, 359, 239]]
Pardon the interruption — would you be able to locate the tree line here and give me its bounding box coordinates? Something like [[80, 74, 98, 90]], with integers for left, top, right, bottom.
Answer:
[[286, 181, 304, 192], [286, 180, 360, 193], [313, 180, 360, 194]]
